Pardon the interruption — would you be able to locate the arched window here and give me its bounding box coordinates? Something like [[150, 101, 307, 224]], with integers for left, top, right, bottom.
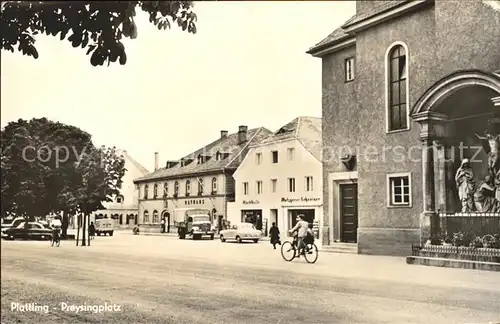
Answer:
[[144, 184, 149, 199], [153, 210, 159, 223], [212, 177, 217, 193], [186, 180, 191, 196], [198, 178, 204, 195], [143, 210, 149, 223], [119, 214, 123, 225], [174, 181, 179, 196], [153, 183, 158, 198], [163, 182, 168, 197], [386, 42, 409, 132]]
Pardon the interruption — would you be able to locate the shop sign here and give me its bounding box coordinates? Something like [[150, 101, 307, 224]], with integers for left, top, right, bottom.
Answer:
[[242, 200, 260, 205], [281, 197, 320, 204], [184, 199, 205, 205]]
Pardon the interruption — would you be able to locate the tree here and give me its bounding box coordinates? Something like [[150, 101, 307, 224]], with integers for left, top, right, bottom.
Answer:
[[1, 1, 198, 66], [74, 145, 126, 246], [1, 118, 126, 246]]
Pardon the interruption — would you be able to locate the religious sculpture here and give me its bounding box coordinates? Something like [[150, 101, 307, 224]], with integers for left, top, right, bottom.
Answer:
[[476, 131, 500, 200], [474, 176, 500, 213], [455, 131, 500, 213], [455, 158, 476, 212]]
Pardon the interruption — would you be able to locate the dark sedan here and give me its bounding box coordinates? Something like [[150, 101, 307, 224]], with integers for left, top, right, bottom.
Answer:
[[2, 222, 53, 240]]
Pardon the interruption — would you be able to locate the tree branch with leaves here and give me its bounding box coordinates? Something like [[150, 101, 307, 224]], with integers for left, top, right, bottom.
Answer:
[[1, 1, 198, 66]]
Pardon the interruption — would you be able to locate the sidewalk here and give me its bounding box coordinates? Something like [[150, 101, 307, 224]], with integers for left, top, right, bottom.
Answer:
[[116, 229, 271, 241]]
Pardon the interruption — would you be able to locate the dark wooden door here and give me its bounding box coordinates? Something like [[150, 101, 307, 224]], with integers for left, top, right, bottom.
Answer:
[[339, 183, 358, 243]]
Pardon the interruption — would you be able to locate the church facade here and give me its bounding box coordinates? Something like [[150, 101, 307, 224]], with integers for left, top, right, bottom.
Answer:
[[307, 0, 500, 255]]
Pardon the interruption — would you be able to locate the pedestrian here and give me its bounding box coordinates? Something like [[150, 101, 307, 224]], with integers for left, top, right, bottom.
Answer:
[[160, 217, 166, 233], [269, 222, 280, 250], [88, 221, 95, 240]]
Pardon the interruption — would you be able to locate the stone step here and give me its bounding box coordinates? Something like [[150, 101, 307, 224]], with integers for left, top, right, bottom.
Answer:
[[321, 243, 358, 254], [406, 256, 500, 272]]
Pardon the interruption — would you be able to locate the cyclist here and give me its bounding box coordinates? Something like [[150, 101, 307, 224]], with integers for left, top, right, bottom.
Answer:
[[50, 216, 62, 242], [288, 214, 309, 256]]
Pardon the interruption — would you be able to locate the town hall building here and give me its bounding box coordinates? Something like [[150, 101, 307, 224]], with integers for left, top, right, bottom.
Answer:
[[133, 126, 272, 232], [307, 0, 500, 256], [228, 117, 323, 243]]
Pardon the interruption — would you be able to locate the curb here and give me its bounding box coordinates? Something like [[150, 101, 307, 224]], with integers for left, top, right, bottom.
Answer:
[[120, 232, 271, 241]]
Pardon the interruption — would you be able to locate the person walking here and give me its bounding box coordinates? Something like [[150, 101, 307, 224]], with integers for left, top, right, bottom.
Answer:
[[269, 222, 280, 250], [160, 217, 166, 233], [88, 221, 95, 240]]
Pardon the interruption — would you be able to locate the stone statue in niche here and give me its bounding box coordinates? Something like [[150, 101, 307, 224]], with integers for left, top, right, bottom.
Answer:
[[455, 158, 476, 212], [474, 176, 500, 213], [476, 131, 500, 200], [455, 130, 500, 213]]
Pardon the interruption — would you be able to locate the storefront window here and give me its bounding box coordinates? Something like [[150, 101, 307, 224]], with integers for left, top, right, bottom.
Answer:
[[241, 210, 263, 230]]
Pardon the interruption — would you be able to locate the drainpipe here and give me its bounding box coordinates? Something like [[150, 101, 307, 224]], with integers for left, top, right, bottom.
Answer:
[[222, 168, 227, 226]]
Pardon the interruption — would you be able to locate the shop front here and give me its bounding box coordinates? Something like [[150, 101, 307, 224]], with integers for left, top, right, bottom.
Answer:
[[241, 209, 263, 230], [280, 196, 322, 242]]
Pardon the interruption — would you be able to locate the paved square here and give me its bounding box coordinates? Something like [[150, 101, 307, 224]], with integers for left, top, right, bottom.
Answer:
[[2, 233, 500, 323]]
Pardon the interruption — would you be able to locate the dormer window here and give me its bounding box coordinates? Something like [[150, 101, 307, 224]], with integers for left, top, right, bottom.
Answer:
[[216, 151, 230, 161], [198, 154, 211, 164], [186, 180, 191, 196], [181, 158, 194, 167], [116, 195, 124, 203]]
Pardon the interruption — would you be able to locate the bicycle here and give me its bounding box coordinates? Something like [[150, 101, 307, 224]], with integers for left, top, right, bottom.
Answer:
[[50, 229, 61, 247], [281, 235, 318, 263]]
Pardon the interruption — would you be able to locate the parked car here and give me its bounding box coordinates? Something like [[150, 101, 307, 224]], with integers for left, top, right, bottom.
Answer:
[[2, 222, 53, 240], [219, 222, 262, 243], [1, 217, 26, 231]]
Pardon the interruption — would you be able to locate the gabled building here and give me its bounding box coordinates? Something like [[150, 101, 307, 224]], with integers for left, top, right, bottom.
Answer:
[[307, 0, 500, 256], [72, 149, 150, 229], [228, 117, 323, 243], [133, 126, 272, 232]]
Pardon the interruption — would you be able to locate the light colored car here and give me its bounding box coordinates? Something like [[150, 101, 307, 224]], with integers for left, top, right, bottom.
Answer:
[[219, 222, 262, 243]]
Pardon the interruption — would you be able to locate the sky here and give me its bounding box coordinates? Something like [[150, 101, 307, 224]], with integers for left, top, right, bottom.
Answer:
[[1, 1, 356, 171]]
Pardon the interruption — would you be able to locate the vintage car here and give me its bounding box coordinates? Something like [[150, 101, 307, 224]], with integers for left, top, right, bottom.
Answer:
[[1, 217, 26, 231], [95, 218, 114, 236], [2, 222, 53, 240], [219, 222, 262, 243]]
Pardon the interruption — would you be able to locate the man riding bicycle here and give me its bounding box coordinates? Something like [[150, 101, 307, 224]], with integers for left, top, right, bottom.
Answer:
[[288, 214, 309, 256]]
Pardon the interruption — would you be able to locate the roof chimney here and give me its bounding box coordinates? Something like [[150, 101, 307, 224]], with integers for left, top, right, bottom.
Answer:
[[220, 130, 228, 138], [154, 152, 159, 171], [238, 125, 248, 144]]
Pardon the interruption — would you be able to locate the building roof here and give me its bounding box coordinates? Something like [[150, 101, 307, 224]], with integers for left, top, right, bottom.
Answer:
[[307, 1, 419, 54], [133, 127, 273, 183], [342, 1, 410, 29], [307, 20, 354, 54], [120, 149, 150, 175], [253, 116, 322, 162]]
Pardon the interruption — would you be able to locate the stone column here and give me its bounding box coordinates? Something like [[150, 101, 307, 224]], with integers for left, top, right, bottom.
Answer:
[[445, 145, 456, 212], [414, 111, 449, 245], [421, 139, 437, 244], [435, 141, 446, 211]]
